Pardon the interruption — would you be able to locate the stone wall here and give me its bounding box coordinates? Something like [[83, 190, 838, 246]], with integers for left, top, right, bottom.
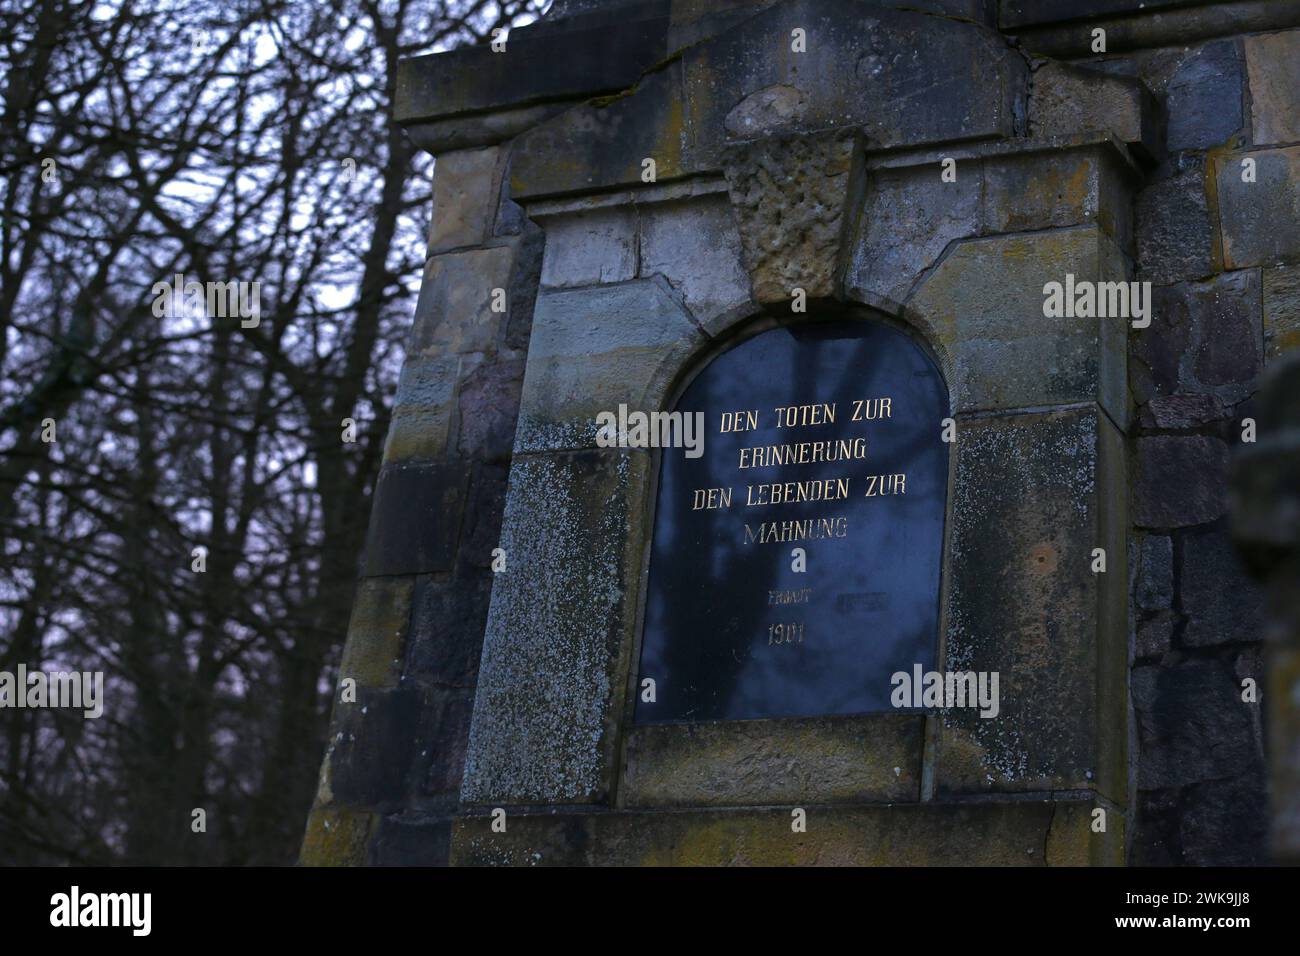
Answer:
[[302, 0, 1300, 866]]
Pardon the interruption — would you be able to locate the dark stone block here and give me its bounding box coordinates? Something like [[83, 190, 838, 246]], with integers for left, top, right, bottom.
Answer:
[[1130, 787, 1182, 866], [1133, 658, 1262, 790], [372, 815, 452, 866], [394, 16, 669, 124], [420, 692, 476, 798], [1136, 613, 1175, 658], [1133, 435, 1228, 528], [457, 360, 525, 463], [363, 462, 468, 577], [329, 688, 422, 807], [1181, 775, 1268, 865], [458, 463, 509, 573], [1136, 535, 1173, 610], [405, 575, 492, 686], [1002, 0, 1203, 30], [1139, 394, 1228, 429], [1180, 524, 1265, 647], [1165, 40, 1243, 152], [1136, 163, 1214, 285]]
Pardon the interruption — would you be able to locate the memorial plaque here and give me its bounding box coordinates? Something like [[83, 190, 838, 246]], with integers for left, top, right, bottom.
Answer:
[[635, 319, 950, 723]]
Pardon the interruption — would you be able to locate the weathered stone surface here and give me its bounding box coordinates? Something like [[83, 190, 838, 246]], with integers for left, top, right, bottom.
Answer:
[[1131, 270, 1263, 409], [848, 162, 980, 306], [1165, 40, 1243, 151], [1136, 613, 1175, 659], [339, 577, 414, 689], [428, 146, 504, 253], [514, 278, 704, 453], [1139, 394, 1229, 429], [405, 575, 492, 688], [394, 13, 669, 124], [460, 450, 648, 805], [455, 463, 509, 574], [300, 807, 376, 866], [383, 355, 458, 463], [1133, 435, 1229, 528], [637, 195, 753, 332], [622, 716, 922, 807], [538, 207, 637, 288], [1215, 146, 1300, 269], [1004, 0, 1200, 29], [372, 815, 451, 867], [451, 799, 1112, 866], [363, 462, 468, 577], [1181, 775, 1268, 866], [419, 691, 476, 797], [981, 148, 1131, 246], [723, 83, 807, 138], [455, 355, 525, 462], [1131, 787, 1181, 865], [1136, 534, 1173, 611], [510, 2, 1025, 199], [327, 687, 422, 807], [1133, 658, 1261, 789], [1245, 29, 1300, 147], [1030, 62, 1158, 158], [1180, 525, 1265, 647], [937, 408, 1127, 800], [906, 226, 1128, 418], [1263, 264, 1300, 359], [722, 129, 865, 304], [409, 245, 516, 356], [1135, 162, 1214, 284]]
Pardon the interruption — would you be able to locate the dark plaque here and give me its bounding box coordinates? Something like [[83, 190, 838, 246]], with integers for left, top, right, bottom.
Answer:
[[635, 319, 949, 723]]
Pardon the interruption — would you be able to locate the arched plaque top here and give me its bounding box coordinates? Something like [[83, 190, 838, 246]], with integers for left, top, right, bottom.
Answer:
[[636, 318, 950, 723]]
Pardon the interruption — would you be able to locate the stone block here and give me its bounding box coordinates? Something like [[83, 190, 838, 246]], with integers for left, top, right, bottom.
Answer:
[[1165, 39, 1244, 151], [1245, 30, 1300, 147], [538, 207, 637, 288], [460, 450, 649, 805], [1214, 146, 1300, 269], [363, 462, 468, 577], [1263, 264, 1300, 359], [372, 815, 451, 867], [637, 195, 753, 332], [428, 146, 505, 253], [513, 278, 705, 453], [300, 807, 376, 866], [455, 355, 525, 463], [1136, 613, 1174, 659], [981, 147, 1131, 247], [409, 245, 517, 356], [1133, 435, 1229, 528], [405, 575, 492, 688], [1130, 270, 1263, 409], [848, 161, 981, 307], [1180, 524, 1265, 647], [450, 799, 1114, 865], [1136, 162, 1214, 284], [622, 715, 922, 807], [1030, 62, 1158, 158], [1133, 658, 1262, 790], [383, 355, 458, 464], [906, 226, 1128, 418], [327, 687, 423, 807], [936, 408, 1126, 800], [420, 690, 476, 798], [1181, 775, 1268, 866], [339, 577, 414, 689], [723, 129, 866, 304], [1136, 534, 1173, 611]]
